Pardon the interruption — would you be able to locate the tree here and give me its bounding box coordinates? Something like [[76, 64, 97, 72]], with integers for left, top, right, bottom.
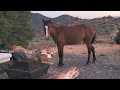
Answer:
[[0, 11, 35, 49]]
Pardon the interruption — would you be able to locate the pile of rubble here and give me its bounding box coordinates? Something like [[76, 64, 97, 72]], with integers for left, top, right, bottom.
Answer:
[[11, 45, 54, 64], [35, 50, 54, 64]]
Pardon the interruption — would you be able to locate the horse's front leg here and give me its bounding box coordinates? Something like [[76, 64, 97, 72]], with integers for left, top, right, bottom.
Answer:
[[57, 45, 64, 66]]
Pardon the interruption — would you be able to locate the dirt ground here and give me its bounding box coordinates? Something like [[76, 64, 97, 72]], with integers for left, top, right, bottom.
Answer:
[[29, 35, 120, 79], [29, 43, 120, 79]]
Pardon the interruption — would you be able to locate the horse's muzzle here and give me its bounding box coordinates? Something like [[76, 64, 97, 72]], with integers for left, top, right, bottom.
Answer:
[[45, 36, 50, 40]]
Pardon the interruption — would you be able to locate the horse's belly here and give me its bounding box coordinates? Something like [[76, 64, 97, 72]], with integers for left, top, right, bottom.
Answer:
[[65, 42, 82, 45], [65, 39, 82, 45]]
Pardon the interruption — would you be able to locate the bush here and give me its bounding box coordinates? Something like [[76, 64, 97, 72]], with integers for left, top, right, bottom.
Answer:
[[115, 30, 120, 44]]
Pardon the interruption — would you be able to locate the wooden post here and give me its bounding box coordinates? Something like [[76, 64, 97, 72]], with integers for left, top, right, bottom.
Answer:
[[47, 66, 80, 79]]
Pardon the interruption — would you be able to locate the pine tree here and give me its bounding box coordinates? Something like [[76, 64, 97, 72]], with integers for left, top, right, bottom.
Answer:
[[0, 11, 35, 49]]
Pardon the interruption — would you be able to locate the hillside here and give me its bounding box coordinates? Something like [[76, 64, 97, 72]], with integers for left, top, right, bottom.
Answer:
[[52, 14, 77, 23], [32, 13, 78, 33], [32, 13, 120, 35], [32, 13, 49, 33], [90, 16, 120, 34]]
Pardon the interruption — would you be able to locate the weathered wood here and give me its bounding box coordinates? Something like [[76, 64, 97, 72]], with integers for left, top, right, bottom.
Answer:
[[11, 45, 33, 54], [47, 66, 80, 79]]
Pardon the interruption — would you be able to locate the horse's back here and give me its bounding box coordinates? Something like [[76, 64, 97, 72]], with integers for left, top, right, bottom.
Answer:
[[51, 24, 96, 45], [65, 24, 95, 37]]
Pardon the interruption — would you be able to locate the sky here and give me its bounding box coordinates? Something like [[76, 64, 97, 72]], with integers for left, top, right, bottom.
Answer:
[[31, 11, 120, 19]]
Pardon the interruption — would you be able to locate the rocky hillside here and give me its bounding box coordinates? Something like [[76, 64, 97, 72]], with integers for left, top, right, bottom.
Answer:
[[52, 14, 77, 24], [90, 16, 120, 34], [32, 13, 49, 33], [32, 13, 120, 35]]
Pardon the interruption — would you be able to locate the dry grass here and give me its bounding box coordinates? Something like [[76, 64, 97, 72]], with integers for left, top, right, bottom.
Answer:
[[29, 43, 120, 57], [96, 34, 112, 43], [48, 43, 120, 56]]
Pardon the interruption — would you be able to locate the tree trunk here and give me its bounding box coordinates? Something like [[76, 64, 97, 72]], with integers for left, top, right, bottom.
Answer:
[[47, 66, 80, 79]]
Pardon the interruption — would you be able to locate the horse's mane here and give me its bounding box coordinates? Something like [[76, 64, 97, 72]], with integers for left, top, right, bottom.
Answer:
[[50, 23, 67, 28]]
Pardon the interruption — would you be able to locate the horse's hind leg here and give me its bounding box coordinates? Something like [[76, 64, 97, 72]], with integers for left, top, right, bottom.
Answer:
[[91, 45, 96, 63], [86, 44, 92, 64]]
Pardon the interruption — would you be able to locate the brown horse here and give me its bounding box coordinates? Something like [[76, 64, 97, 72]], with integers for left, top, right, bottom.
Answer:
[[42, 19, 96, 66]]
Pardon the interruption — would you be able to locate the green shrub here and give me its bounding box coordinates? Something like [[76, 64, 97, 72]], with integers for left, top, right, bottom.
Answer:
[[115, 30, 120, 44], [0, 11, 35, 49]]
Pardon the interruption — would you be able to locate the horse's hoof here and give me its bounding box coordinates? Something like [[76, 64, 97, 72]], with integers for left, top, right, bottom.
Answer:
[[93, 60, 96, 62], [85, 62, 89, 65], [58, 63, 64, 66], [93, 59, 96, 63], [93, 57, 96, 61], [93, 60, 96, 64]]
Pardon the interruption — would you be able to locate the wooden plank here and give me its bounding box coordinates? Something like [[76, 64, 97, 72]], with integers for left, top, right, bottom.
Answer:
[[47, 66, 80, 79]]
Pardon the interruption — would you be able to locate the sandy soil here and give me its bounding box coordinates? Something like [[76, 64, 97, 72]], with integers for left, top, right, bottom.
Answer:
[[30, 43, 120, 79]]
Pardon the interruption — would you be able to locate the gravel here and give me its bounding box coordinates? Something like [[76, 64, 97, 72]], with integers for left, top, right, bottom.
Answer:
[[41, 44, 120, 79], [45, 54, 120, 79]]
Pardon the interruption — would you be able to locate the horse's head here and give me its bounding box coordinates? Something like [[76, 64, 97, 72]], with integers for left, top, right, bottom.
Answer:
[[42, 19, 52, 40]]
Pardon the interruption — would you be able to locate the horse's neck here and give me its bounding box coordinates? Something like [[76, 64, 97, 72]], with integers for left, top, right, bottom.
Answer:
[[49, 24, 60, 38]]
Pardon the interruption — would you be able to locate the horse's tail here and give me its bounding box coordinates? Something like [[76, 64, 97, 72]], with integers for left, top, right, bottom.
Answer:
[[91, 30, 96, 44]]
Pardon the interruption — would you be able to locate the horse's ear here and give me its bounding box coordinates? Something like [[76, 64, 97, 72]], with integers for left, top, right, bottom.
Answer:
[[49, 19, 51, 23], [42, 19, 45, 23]]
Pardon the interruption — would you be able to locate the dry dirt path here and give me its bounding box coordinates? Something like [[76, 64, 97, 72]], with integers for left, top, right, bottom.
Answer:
[[34, 43, 120, 79]]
